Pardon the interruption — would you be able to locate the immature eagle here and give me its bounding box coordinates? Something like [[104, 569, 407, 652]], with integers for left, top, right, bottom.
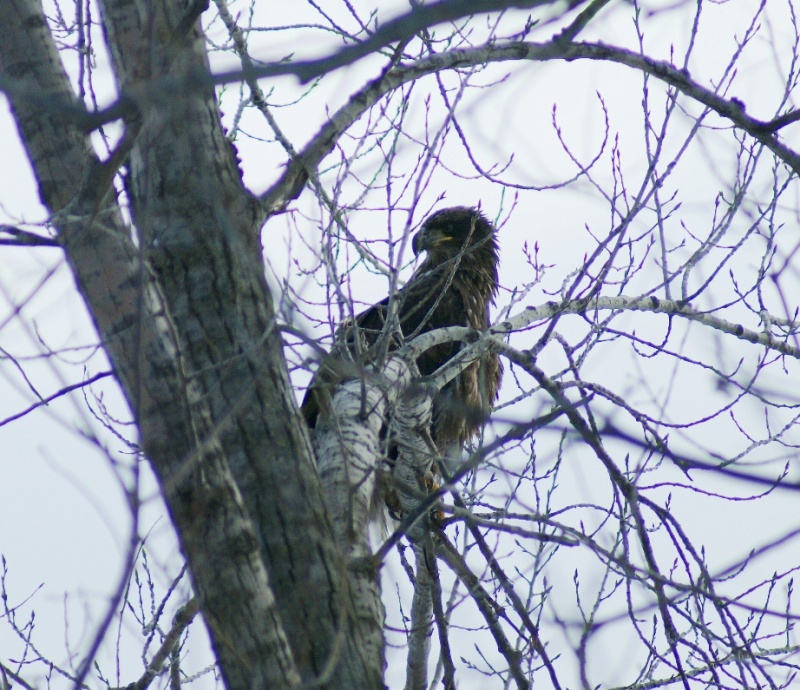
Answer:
[[302, 206, 502, 458]]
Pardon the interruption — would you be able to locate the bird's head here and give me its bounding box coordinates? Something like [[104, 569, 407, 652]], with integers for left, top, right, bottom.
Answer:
[[412, 207, 496, 260]]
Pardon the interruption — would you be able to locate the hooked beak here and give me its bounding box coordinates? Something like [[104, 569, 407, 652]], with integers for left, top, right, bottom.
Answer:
[[412, 227, 427, 256], [412, 225, 451, 256]]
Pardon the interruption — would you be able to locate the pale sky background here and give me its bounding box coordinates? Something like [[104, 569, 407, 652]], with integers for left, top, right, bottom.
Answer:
[[2, 1, 800, 688]]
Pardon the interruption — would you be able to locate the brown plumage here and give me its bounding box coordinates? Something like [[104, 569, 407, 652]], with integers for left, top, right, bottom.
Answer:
[[302, 206, 502, 456]]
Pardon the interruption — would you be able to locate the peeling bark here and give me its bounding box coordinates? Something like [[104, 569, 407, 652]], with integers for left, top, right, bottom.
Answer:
[[313, 359, 418, 679], [312, 353, 445, 689]]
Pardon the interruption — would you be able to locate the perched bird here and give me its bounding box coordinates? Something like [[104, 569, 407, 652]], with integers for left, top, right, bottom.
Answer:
[[302, 206, 502, 461]]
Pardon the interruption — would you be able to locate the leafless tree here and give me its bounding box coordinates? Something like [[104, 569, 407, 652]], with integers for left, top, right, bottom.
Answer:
[[2, 0, 800, 688]]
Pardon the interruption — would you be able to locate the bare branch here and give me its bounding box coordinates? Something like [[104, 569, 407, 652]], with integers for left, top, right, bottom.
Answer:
[[120, 599, 200, 690], [0, 225, 59, 247], [0, 371, 113, 428], [437, 533, 531, 690]]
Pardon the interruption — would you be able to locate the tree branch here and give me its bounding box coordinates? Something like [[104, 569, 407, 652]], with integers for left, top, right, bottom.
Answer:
[[405, 542, 434, 690], [0, 371, 113, 428], [254, 0, 591, 84], [258, 37, 800, 223], [437, 533, 531, 690], [403, 295, 800, 402], [121, 598, 200, 690], [0, 225, 59, 247], [5, 25, 794, 221]]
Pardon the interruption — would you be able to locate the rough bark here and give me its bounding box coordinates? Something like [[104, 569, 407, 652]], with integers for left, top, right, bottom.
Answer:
[[0, 2, 302, 688], [0, 0, 385, 687]]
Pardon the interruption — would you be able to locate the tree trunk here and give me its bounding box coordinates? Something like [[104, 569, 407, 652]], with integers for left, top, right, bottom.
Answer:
[[0, 0, 385, 686]]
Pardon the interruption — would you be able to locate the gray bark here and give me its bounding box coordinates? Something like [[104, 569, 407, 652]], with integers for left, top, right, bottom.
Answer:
[[0, 0, 384, 687], [405, 543, 434, 690]]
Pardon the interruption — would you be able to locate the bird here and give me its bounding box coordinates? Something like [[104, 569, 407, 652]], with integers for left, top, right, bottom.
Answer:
[[302, 206, 502, 466]]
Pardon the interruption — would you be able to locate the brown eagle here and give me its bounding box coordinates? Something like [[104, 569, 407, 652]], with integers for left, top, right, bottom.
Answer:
[[302, 206, 502, 460]]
